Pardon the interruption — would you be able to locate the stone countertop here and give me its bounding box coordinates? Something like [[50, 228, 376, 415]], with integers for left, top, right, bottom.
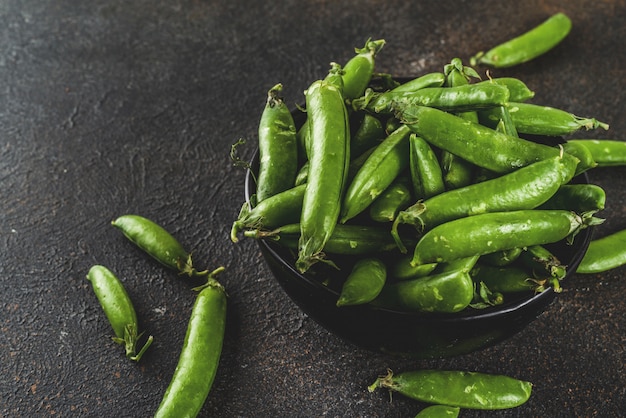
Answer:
[[1, 1, 625, 416]]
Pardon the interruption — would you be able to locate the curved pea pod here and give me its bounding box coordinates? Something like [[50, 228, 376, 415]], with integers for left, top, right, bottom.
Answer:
[[411, 209, 602, 266], [294, 161, 309, 186], [374, 268, 474, 313], [388, 254, 437, 281], [409, 134, 445, 200], [111, 214, 202, 277], [341, 38, 385, 100], [562, 140, 597, 175], [246, 223, 411, 256], [470, 264, 546, 294], [369, 176, 413, 223], [86, 265, 153, 362], [230, 184, 305, 242], [394, 104, 579, 174], [507, 102, 609, 136], [350, 112, 385, 157], [256, 83, 298, 203], [490, 77, 535, 102], [389, 72, 446, 93], [538, 184, 606, 214], [414, 405, 460, 418], [481, 247, 523, 267], [577, 228, 626, 273], [336, 258, 387, 307], [471, 12, 572, 68], [297, 64, 351, 272], [391, 156, 577, 251], [567, 139, 626, 167], [518, 245, 566, 292], [368, 369, 533, 410], [354, 82, 510, 115], [340, 125, 411, 223]]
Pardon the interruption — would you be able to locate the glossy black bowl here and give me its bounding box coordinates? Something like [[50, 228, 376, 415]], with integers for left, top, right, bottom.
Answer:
[[244, 93, 593, 359]]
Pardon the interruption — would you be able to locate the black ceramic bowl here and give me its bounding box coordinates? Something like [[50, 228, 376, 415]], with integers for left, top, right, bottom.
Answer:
[[244, 86, 593, 359]]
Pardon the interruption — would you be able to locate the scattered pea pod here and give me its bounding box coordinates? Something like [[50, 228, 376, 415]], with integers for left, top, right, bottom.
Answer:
[[86, 265, 153, 362], [414, 404, 460, 418], [507, 102, 609, 136], [567, 139, 626, 167], [577, 229, 626, 274]]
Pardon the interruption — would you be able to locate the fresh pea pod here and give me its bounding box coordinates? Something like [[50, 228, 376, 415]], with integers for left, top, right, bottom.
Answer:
[[539, 184, 606, 213], [112, 214, 204, 277], [374, 267, 474, 313], [390, 72, 446, 93], [340, 125, 411, 223], [342, 38, 386, 100], [392, 156, 577, 250], [562, 140, 597, 174], [354, 81, 510, 114], [231, 184, 305, 242], [507, 102, 609, 136], [350, 112, 385, 156], [368, 176, 412, 223], [336, 258, 386, 306], [477, 104, 519, 137], [369, 369, 532, 410], [577, 228, 626, 273], [411, 209, 601, 266], [247, 223, 411, 256], [394, 105, 579, 174], [409, 134, 445, 200], [415, 405, 460, 418], [471, 12, 572, 68], [567, 139, 626, 167], [481, 247, 523, 267], [470, 264, 544, 294], [154, 270, 226, 418], [490, 77, 535, 102], [518, 245, 566, 292], [294, 161, 309, 186], [256, 83, 298, 203], [297, 64, 351, 272], [388, 254, 437, 281], [86, 265, 153, 362]]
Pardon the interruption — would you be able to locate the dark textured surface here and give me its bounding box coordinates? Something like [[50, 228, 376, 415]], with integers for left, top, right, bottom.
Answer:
[[1, 1, 625, 417]]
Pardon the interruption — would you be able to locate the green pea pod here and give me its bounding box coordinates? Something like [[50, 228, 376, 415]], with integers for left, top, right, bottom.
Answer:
[[354, 81, 510, 114], [489, 77, 535, 102], [470, 264, 545, 294], [477, 104, 519, 137], [247, 223, 411, 256], [368, 369, 533, 410], [507, 102, 609, 136], [471, 12, 572, 68], [567, 139, 626, 167], [297, 64, 351, 272], [350, 112, 385, 157], [340, 125, 411, 223], [341, 38, 386, 100], [347, 145, 377, 181], [562, 140, 597, 174], [577, 228, 626, 273], [336, 258, 387, 307], [256, 83, 298, 203], [390, 72, 446, 93], [231, 184, 305, 242], [374, 268, 474, 313], [392, 156, 577, 250], [155, 271, 226, 418], [415, 405, 460, 418], [111, 214, 204, 277], [86, 265, 153, 362], [411, 209, 601, 266], [294, 161, 309, 186], [518, 245, 566, 292], [388, 254, 437, 281], [395, 105, 579, 174], [369, 176, 413, 223], [409, 134, 445, 200], [538, 184, 606, 213], [481, 247, 523, 267]]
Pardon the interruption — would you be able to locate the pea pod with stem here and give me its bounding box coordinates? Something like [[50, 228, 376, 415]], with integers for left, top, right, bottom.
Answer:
[[470, 263, 548, 294], [297, 64, 351, 272], [507, 102, 609, 136], [538, 183, 606, 214], [86, 265, 153, 362], [411, 209, 603, 267], [518, 245, 566, 292], [341, 38, 386, 100], [471, 12, 572, 68], [154, 268, 226, 418], [255, 83, 298, 203], [391, 155, 578, 251], [112, 214, 209, 278], [393, 104, 579, 174], [369, 369, 533, 410]]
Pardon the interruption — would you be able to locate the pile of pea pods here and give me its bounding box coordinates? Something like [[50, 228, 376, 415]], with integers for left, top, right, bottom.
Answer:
[[231, 12, 626, 415]]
